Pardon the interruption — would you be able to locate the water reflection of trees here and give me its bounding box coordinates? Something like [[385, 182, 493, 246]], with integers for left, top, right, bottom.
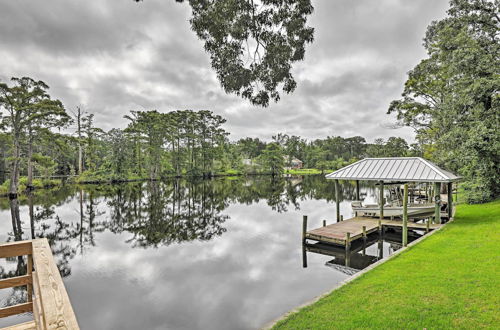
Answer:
[[104, 180, 230, 248], [0, 175, 374, 288]]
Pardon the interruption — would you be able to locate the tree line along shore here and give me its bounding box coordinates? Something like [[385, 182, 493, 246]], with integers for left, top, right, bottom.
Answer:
[[0, 83, 415, 198]]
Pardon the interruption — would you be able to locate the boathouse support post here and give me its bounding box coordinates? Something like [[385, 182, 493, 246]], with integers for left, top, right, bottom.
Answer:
[[379, 181, 384, 219], [302, 215, 308, 242], [402, 184, 408, 247], [447, 182, 453, 219], [355, 180, 360, 200], [434, 182, 441, 224], [335, 180, 341, 222]]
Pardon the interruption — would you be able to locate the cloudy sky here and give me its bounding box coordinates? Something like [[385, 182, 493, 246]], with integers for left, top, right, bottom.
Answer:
[[0, 0, 450, 143]]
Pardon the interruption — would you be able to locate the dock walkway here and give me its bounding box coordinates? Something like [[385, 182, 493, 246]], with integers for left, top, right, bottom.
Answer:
[[305, 216, 441, 246]]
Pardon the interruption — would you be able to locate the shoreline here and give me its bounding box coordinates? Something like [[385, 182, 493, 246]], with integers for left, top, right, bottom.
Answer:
[[0, 171, 326, 198], [262, 216, 454, 329]]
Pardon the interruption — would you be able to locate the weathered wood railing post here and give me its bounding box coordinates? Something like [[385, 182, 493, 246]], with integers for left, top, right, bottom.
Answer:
[[27, 254, 33, 302], [434, 182, 441, 224], [426, 218, 430, 233], [335, 180, 340, 222], [302, 215, 308, 243], [362, 225, 366, 240], [0, 239, 80, 329], [402, 184, 408, 247]]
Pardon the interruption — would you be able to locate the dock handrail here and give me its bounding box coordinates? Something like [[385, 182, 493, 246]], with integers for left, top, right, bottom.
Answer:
[[0, 239, 79, 330]]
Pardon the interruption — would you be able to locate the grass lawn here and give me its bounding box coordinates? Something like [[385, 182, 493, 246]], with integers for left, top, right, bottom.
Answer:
[[284, 168, 330, 175], [273, 200, 500, 329]]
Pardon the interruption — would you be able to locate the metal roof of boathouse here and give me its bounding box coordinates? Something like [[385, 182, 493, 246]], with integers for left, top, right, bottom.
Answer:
[[325, 157, 460, 183]]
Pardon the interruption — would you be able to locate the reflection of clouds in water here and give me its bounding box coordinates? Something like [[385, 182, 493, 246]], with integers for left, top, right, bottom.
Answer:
[[68, 198, 349, 329], [0, 178, 379, 329]]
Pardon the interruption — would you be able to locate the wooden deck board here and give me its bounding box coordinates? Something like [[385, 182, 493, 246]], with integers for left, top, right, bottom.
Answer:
[[305, 216, 441, 246], [1, 321, 37, 330]]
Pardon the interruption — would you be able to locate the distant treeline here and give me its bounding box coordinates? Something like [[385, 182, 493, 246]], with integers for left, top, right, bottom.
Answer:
[[0, 78, 415, 195]]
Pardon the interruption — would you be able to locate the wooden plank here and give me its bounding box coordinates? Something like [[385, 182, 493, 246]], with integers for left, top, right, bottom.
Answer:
[[31, 239, 79, 330], [31, 271, 45, 330], [0, 275, 31, 289], [27, 255, 33, 302], [0, 321, 37, 330], [0, 303, 33, 318], [305, 216, 442, 246], [0, 241, 32, 259]]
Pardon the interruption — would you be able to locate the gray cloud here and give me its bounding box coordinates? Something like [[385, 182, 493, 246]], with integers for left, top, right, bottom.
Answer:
[[0, 0, 450, 142]]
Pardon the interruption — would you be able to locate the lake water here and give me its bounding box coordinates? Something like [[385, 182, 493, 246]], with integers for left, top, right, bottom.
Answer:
[[0, 175, 418, 329]]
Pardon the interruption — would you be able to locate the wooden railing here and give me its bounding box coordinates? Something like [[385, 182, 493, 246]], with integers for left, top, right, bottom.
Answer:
[[0, 239, 79, 330]]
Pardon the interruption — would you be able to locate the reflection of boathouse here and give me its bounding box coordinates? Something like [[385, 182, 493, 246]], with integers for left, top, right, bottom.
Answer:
[[303, 230, 424, 274]]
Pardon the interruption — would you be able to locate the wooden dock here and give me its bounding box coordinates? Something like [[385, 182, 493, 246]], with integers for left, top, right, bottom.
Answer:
[[304, 216, 441, 247], [0, 239, 79, 330]]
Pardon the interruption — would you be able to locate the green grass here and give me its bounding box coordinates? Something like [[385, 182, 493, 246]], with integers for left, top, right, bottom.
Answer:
[[284, 168, 331, 175], [0, 177, 62, 196], [273, 200, 500, 329]]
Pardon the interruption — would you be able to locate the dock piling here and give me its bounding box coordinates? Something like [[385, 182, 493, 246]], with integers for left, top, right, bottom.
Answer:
[[302, 215, 308, 243], [345, 232, 351, 251], [302, 244, 307, 268]]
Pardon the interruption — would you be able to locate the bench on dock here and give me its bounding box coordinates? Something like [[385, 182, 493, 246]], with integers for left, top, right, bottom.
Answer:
[[0, 239, 79, 330]]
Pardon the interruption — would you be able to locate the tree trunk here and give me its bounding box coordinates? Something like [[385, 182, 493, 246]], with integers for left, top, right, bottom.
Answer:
[[27, 133, 34, 190], [28, 193, 35, 239], [77, 110, 83, 174], [8, 139, 21, 198], [9, 197, 22, 240]]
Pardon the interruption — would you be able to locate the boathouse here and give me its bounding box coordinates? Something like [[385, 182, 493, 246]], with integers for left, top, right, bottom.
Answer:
[[326, 157, 460, 224], [302, 157, 460, 250]]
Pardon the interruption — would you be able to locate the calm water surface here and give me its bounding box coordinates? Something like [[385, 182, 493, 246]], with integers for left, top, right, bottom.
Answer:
[[0, 176, 413, 329]]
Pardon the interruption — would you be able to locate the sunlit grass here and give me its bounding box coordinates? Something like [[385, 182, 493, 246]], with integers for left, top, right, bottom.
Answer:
[[273, 200, 500, 329], [284, 168, 330, 175]]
